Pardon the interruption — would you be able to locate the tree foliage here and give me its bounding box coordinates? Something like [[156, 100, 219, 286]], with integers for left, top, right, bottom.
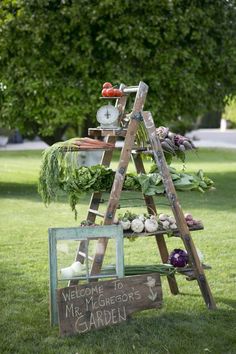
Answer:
[[1, 0, 236, 143]]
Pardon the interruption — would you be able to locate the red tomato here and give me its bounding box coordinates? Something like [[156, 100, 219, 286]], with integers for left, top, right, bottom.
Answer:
[[102, 88, 109, 97], [106, 88, 115, 97], [114, 89, 122, 97], [102, 82, 113, 89]]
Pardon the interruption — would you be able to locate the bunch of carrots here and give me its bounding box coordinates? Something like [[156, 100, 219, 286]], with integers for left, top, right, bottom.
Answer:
[[67, 137, 115, 150]]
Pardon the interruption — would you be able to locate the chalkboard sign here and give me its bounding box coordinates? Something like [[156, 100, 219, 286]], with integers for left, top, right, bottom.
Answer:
[[57, 273, 162, 336]]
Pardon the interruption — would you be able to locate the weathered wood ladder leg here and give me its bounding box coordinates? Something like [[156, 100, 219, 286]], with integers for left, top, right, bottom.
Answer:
[[143, 111, 216, 309], [89, 81, 149, 277], [132, 153, 179, 295]]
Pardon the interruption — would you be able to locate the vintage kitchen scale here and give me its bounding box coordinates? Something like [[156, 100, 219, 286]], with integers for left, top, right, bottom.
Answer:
[[96, 104, 120, 129]]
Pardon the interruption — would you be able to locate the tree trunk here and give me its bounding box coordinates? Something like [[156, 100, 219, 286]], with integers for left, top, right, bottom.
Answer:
[[198, 111, 222, 129], [39, 125, 69, 145], [80, 115, 96, 138]]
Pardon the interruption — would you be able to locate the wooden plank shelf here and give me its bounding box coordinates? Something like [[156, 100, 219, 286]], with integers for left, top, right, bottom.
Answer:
[[123, 222, 204, 238]]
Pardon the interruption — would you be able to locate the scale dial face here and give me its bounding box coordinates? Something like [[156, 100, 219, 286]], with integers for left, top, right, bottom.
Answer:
[[96, 104, 119, 128]]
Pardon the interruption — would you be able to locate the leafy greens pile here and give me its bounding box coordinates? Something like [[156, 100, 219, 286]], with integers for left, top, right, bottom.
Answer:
[[123, 168, 214, 196], [38, 144, 214, 218]]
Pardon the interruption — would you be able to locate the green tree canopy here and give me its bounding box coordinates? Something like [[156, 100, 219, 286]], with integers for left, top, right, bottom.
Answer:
[[1, 0, 236, 143]]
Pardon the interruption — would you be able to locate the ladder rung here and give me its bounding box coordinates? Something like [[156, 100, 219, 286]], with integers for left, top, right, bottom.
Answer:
[[123, 222, 204, 238], [78, 251, 94, 261], [88, 209, 104, 218], [123, 86, 139, 93]]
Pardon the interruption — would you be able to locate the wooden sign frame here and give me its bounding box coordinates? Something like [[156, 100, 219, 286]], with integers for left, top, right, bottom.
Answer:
[[48, 224, 124, 325]]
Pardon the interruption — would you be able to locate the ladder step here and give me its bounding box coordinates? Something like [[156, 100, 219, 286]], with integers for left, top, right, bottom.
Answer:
[[78, 251, 94, 261], [177, 263, 212, 281], [88, 209, 105, 218], [123, 222, 204, 238]]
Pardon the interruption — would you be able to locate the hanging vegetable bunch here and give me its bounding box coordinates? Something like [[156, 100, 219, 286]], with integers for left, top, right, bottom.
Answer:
[[136, 124, 196, 164], [157, 126, 195, 152], [156, 126, 196, 163], [38, 140, 115, 218]]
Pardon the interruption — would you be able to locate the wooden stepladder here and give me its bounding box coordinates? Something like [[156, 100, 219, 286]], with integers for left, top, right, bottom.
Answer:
[[71, 81, 216, 310]]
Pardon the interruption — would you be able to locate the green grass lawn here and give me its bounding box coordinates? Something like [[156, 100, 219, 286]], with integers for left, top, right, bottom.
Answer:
[[0, 148, 236, 354]]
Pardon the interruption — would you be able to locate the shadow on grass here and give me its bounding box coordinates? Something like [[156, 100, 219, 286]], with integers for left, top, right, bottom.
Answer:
[[181, 148, 236, 163], [177, 291, 236, 310], [176, 171, 236, 212], [0, 181, 145, 206], [0, 181, 43, 202], [0, 181, 92, 208]]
